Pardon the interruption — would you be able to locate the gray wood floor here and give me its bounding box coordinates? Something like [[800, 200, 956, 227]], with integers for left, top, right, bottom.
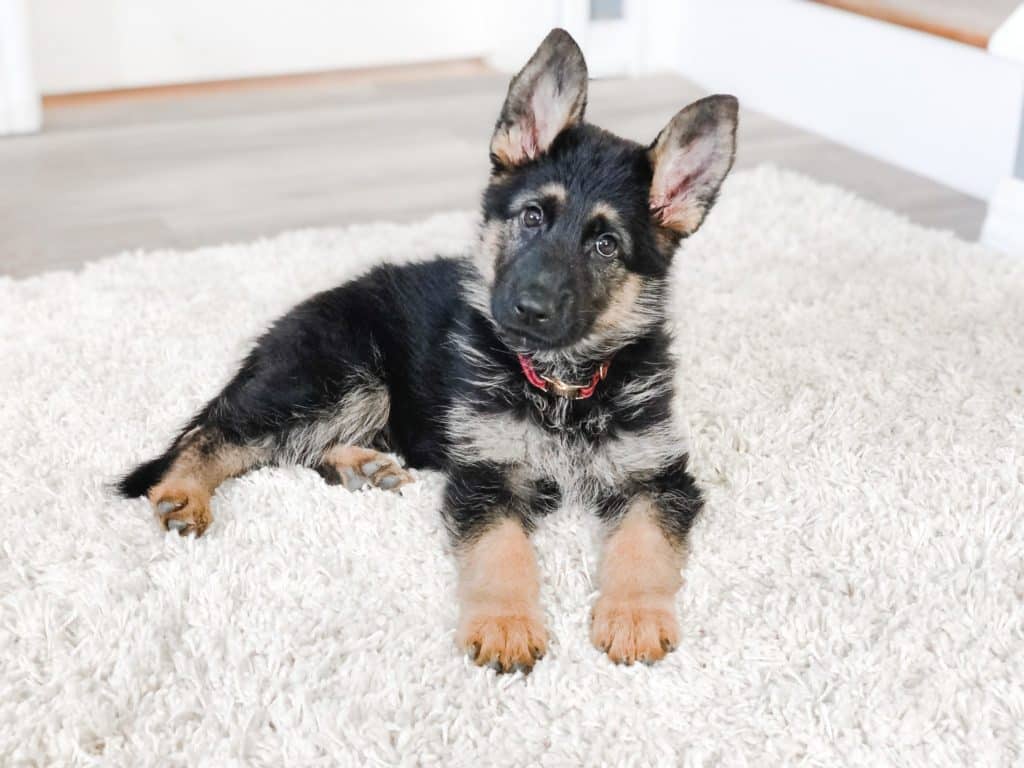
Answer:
[[0, 68, 985, 278]]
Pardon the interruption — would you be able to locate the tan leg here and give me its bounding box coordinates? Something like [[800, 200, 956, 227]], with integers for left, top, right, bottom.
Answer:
[[591, 497, 685, 664], [319, 445, 414, 492], [455, 518, 547, 673], [149, 430, 263, 536]]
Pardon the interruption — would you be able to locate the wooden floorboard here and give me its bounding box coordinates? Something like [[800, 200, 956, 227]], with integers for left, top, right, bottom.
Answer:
[[0, 70, 985, 278]]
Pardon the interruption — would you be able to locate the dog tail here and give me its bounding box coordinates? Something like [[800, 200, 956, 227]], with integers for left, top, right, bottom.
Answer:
[[116, 451, 177, 498], [116, 414, 206, 498]]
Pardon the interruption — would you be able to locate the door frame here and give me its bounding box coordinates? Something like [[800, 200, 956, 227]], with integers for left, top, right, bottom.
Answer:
[[0, 0, 41, 135]]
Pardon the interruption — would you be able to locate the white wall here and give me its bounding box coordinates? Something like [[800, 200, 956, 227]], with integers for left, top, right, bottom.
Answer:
[[487, 0, 686, 80], [29, 0, 684, 95], [672, 0, 1024, 200], [487, 1, 565, 74], [30, 0, 494, 94], [24, 0, 1024, 205]]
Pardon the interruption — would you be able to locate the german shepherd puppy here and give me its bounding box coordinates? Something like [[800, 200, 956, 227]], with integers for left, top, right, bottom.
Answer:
[[119, 29, 738, 671]]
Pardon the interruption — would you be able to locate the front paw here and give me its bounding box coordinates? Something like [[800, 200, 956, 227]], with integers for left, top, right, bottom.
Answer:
[[457, 607, 547, 673], [591, 595, 679, 665]]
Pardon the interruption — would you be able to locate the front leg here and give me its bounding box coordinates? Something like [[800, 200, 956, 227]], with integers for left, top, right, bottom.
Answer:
[[592, 459, 703, 664], [445, 464, 550, 673]]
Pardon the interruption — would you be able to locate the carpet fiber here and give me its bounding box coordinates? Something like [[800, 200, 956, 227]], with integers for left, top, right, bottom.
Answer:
[[2, 167, 1022, 766]]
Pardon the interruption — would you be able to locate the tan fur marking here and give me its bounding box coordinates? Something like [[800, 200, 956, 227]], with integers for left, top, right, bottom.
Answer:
[[538, 182, 567, 205], [148, 435, 263, 536], [509, 182, 568, 213], [456, 518, 547, 672], [475, 219, 503, 286], [652, 226, 682, 258], [323, 444, 381, 469], [590, 201, 622, 227], [591, 498, 685, 664], [492, 124, 532, 168], [592, 273, 644, 332]]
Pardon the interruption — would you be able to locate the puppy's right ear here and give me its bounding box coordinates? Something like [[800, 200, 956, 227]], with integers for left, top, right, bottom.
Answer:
[[490, 28, 588, 170]]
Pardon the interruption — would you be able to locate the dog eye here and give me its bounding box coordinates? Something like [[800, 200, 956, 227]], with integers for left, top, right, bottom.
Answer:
[[522, 204, 545, 228], [595, 233, 619, 257]]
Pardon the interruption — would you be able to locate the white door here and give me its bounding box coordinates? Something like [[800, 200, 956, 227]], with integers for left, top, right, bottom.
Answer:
[[549, 0, 681, 78]]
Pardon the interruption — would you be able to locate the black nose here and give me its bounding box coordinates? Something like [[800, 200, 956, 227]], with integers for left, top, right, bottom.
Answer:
[[513, 291, 554, 327]]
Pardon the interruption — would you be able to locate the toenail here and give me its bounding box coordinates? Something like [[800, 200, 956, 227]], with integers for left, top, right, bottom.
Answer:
[[341, 467, 365, 491]]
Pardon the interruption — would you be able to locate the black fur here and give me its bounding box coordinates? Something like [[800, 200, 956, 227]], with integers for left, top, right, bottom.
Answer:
[[117, 452, 175, 498], [118, 29, 739, 566]]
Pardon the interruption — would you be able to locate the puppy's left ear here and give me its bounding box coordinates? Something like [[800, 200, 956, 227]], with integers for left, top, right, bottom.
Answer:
[[491, 28, 588, 170], [649, 95, 738, 237]]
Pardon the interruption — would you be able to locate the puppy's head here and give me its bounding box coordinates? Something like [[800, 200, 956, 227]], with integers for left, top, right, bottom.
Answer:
[[474, 29, 738, 359]]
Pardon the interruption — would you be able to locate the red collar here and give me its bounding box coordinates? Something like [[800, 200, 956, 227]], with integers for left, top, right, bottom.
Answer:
[[517, 354, 611, 400]]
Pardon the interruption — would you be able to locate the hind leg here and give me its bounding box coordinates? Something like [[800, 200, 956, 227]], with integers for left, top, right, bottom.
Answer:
[[142, 375, 402, 534], [316, 445, 413, 492], [149, 428, 265, 536]]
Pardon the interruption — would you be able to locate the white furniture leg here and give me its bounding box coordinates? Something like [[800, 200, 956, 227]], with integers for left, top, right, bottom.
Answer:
[[981, 176, 1024, 255]]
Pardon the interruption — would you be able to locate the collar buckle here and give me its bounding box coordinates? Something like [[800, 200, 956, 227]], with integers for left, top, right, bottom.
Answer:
[[519, 355, 611, 400]]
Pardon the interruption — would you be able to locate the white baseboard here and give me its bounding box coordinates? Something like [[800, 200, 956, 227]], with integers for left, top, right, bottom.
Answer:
[[0, 0, 41, 136], [990, 3, 1024, 65], [981, 177, 1024, 254]]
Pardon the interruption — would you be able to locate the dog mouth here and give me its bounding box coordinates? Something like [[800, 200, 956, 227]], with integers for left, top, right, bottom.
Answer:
[[491, 302, 602, 354], [495, 322, 580, 353]]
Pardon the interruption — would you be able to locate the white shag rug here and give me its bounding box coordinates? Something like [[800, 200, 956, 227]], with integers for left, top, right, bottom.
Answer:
[[1, 167, 1022, 767]]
